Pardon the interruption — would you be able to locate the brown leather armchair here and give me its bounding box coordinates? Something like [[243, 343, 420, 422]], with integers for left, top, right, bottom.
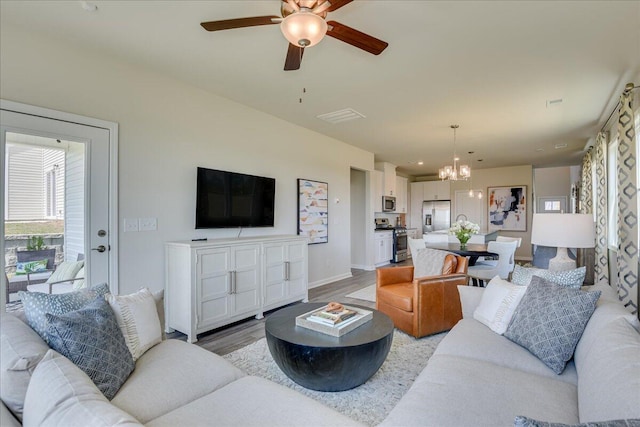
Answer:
[[376, 254, 469, 338]]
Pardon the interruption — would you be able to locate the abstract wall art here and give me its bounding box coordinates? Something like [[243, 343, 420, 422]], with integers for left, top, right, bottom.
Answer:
[[297, 178, 328, 244]]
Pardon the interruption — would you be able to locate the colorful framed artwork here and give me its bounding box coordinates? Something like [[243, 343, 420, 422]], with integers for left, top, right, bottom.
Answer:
[[488, 185, 527, 231], [297, 178, 328, 244]]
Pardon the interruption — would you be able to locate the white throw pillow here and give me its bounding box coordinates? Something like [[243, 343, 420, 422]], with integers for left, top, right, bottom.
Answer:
[[106, 288, 162, 361], [72, 266, 85, 290], [473, 276, 528, 335]]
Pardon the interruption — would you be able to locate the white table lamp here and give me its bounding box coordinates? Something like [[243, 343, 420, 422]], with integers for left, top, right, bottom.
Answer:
[[531, 213, 595, 271]]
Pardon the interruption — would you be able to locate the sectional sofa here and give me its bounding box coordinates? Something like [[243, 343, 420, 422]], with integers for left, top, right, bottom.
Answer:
[[0, 309, 363, 427], [2, 281, 638, 426], [381, 281, 640, 426]]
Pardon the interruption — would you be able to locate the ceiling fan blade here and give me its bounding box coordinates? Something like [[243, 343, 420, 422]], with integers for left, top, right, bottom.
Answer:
[[325, 0, 353, 12], [284, 43, 304, 71], [326, 21, 388, 55], [201, 16, 281, 32]]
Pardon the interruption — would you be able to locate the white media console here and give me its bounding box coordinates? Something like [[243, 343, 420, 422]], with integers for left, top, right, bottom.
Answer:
[[165, 235, 309, 343]]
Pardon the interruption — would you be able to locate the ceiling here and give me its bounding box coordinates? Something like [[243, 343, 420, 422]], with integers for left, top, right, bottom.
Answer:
[[1, 0, 639, 177]]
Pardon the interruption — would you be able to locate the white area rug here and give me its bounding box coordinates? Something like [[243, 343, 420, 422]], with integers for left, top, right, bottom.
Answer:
[[223, 330, 445, 426], [345, 284, 376, 302]]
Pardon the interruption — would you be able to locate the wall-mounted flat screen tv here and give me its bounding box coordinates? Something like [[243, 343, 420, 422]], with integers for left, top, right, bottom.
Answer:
[[196, 167, 275, 229]]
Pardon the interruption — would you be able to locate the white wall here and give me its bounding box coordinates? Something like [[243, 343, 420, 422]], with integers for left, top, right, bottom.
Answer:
[[0, 25, 374, 294]]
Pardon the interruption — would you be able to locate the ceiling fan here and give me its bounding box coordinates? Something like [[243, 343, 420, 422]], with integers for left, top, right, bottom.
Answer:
[[200, 0, 388, 71]]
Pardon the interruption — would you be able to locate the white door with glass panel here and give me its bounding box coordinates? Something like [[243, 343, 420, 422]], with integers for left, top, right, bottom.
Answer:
[[1, 109, 112, 304]]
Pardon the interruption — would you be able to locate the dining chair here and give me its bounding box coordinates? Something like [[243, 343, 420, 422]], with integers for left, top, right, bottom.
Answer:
[[467, 240, 518, 287], [496, 235, 522, 247]]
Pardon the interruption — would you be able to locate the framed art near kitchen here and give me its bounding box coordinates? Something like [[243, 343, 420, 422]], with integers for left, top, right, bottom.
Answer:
[[297, 179, 328, 244], [488, 185, 527, 231]]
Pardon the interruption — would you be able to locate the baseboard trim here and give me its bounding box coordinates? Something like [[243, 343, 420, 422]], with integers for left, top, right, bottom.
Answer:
[[309, 272, 353, 289]]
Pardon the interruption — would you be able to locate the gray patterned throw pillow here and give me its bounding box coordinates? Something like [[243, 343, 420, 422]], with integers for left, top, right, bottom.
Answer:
[[511, 265, 586, 289], [19, 283, 110, 345], [514, 415, 640, 427], [45, 295, 134, 400], [504, 276, 600, 374]]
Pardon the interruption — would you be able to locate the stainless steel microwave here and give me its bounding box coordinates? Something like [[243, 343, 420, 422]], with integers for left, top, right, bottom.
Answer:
[[382, 195, 396, 212]]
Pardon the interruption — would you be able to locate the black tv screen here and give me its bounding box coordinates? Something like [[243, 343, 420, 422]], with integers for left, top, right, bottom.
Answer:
[[195, 167, 275, 229]]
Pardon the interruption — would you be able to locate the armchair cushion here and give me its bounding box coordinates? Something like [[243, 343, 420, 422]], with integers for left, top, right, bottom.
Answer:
[[46, 260, 84, 285], [413, 249, 455, 278], [378, 283, 414, 312]]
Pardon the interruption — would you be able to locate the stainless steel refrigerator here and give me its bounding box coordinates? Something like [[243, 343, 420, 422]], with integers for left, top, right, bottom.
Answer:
[[422, 200, 451, 233]]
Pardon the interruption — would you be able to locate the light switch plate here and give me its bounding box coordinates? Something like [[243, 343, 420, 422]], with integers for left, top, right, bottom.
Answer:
[[139, 217, 157, 231], [124, 218, 139, 232]]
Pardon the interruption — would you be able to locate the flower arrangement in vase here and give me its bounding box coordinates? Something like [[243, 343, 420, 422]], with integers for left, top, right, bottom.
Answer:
[[449, 220, 480, 248]]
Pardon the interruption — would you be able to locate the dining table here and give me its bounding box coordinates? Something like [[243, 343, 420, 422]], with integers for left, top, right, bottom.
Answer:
[[423, 242, 498, 266]]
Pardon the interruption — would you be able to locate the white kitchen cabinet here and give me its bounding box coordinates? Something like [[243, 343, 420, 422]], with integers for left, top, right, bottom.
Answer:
[[375, 162, 397, 196], [395, 176, 408, 213], [263, 239, 308, 311], [423, 180, 450, 201], [165, 235, 308, 343], [374, 231, 393, 266]]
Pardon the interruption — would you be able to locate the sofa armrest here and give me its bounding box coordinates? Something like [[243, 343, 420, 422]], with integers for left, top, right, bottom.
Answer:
[[377, 266, 414, 287]]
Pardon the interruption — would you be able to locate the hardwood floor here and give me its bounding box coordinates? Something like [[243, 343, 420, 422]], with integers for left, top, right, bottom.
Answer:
[[182, 263, 410, 356]]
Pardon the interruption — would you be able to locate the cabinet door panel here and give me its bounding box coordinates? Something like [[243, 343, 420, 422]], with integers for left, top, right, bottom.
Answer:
[[200, 250, 229, 276], [263, 244, 286, 305], [200, 297, 229, 326], [234, 245, 260, 269], [200, 275, 230, 301], [287, 259, 306, 297]]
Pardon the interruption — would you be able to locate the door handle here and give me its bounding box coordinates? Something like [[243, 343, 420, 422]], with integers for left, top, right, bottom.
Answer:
[[91, 245, 107, 253]]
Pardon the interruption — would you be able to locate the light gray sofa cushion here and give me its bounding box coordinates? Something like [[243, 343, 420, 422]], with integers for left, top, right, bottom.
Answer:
[[504, 277, 600, 374], [111, 339, 245, 423], [380, 354, 579, 427], [23, 350, 142, 427], [576, 316, 640, 423], [146, 376, 365, 427], [0, 402, 20, 427], [0, 313, 49, 420], [434, 319, 577, 384]]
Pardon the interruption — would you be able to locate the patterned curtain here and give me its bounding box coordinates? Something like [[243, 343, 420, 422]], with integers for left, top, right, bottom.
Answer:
[[593, 132, 609, 283], [580, 148, 593, 215], [616, 90, 638, 314]]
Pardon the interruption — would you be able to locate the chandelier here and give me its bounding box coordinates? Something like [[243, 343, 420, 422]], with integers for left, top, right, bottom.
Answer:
[[439, 125, 470, 181]]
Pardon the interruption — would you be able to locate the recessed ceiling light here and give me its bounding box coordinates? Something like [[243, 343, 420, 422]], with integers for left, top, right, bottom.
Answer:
[[554, 143, 568, 149], [418, 161, 424, 165]]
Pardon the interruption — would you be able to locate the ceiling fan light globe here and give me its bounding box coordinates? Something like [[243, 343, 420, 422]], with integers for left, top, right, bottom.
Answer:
[[280, 11, 327, 48]]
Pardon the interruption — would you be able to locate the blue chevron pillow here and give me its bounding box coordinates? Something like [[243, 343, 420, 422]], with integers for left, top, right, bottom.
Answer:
[[45, 295, 134, 400]]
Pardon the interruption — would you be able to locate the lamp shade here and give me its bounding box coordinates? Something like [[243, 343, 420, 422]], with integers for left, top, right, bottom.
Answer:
[[280, 11, 327, 48], [531, 213, 595, 248]]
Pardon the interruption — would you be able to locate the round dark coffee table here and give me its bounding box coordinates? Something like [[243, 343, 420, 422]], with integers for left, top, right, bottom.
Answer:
[[265, 303, 394, 392]]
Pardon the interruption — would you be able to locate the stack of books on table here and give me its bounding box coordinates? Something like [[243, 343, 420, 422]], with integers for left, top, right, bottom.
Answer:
[[296, 304, 373, 337]]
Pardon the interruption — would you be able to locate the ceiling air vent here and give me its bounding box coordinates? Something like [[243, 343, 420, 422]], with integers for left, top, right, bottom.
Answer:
[[316, 108, 365, 124]]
